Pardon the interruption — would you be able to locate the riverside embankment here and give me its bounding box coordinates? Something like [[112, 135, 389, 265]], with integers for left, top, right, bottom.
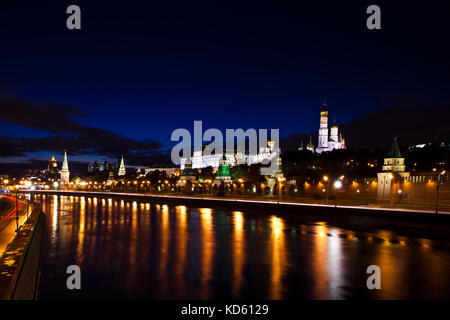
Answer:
[[24, 190, 450, 240], [0, 203, 45, 299]]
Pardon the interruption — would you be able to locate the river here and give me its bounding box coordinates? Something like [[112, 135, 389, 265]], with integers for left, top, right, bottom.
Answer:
[[36, 194, 450, 299]]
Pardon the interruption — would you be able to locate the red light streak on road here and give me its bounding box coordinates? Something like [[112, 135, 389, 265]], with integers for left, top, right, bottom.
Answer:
[[1, 195, 23, 220]]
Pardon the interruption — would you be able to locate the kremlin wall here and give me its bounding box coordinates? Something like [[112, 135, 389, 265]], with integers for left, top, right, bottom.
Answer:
[[298, 175, 450, 209]]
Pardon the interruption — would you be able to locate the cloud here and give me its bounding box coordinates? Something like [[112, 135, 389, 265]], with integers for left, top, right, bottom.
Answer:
[[0, 96, 163, 162]]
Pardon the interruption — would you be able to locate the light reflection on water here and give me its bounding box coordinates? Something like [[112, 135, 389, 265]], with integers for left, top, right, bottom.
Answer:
[[37, 195, 450, 299], [232, 211, 245, 299]]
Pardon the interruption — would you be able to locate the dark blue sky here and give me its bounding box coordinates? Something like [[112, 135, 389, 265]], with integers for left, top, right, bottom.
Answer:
[[1, 1, 449, 165]]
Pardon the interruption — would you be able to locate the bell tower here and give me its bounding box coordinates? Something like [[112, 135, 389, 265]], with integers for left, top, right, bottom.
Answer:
[[317, 99, 329, 152]]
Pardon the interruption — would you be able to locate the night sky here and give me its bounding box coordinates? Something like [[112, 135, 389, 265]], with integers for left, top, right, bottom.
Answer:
[[1, 1, 449, 167]]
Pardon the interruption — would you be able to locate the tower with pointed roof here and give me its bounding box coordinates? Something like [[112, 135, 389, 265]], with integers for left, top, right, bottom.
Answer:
[[214, 154, 232, 186], [118, 156, 126, 176], [377, 137, 410, 201], [382, 137, 406, 171], [60, 149, 70, 184], [48, 155, 58, 174]]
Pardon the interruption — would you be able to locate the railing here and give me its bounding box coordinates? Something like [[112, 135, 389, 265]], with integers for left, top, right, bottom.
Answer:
[[20, 189, 450, 215]]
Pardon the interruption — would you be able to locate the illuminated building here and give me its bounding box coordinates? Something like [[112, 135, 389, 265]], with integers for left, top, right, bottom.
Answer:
[[275, 157, 284, 181], [118, 156, 126, 176], [213, 155, 232, 186], [144, 167, 177, 176], [88, 160, 115, 173], [315, 100, 346, 153], [177, 157, 196, 187], [48, 155, 58, 175], [60, 149, 70, 184], [106, 170, 115, 186], [180, 140, 279, 169], [377, 137, 410, 200], [306, 136, 315, 152]]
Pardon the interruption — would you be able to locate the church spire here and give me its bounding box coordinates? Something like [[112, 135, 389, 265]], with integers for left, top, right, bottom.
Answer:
[[60, 149, 70, 184], [62, 149, 69, 171], [321, 98, 327, 112], [118, 155, 126, 176]]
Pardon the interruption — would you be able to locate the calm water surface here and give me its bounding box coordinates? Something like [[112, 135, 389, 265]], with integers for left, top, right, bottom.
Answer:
[[36, 194, 450, 299]]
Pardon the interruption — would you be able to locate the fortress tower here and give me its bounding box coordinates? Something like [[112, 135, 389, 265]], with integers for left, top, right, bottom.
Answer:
[[377, 137, 410, 201], [214, 154, 232, 186], [60, 149, 70, 184], [177, 157, 196, 187], [118, 156, 126, 176]]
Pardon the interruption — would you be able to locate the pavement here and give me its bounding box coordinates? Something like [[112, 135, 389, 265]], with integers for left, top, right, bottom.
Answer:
[[0, 195, 29, 258]]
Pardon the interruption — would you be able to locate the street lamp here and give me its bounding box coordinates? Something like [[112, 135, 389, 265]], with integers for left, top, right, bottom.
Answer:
[[334, 180, 342, 189], [436, 170, 446, 214], [14, 185, 19, 232], [323, 175, 329, 204]]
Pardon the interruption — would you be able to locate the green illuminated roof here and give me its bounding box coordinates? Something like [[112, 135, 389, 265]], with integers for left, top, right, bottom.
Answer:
[[387, 137, 402, 158], [216, 155, 231, 178]]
